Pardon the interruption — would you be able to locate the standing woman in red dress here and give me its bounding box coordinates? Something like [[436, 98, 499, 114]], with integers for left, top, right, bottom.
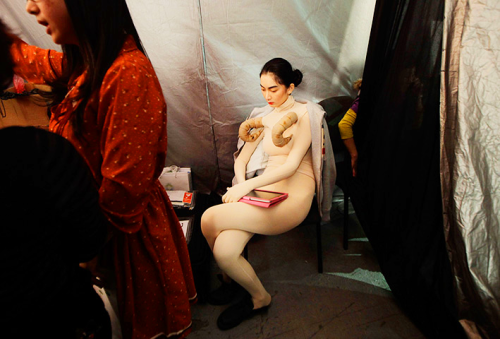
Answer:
[[11, 1, 197, 338]]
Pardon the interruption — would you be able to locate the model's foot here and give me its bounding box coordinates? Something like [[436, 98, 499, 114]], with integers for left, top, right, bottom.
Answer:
[[252, 291, 271, 309], [216, 292, 271, 330]]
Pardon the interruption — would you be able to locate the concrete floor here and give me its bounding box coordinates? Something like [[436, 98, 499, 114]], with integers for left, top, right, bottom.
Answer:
[[188, 194, 426, 339]]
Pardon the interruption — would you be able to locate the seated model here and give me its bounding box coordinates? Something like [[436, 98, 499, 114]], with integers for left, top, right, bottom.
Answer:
[[201, 58, 335, 330]]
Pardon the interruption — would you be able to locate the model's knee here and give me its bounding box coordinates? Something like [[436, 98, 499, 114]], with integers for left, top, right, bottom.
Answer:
[[200, 209, 216, 238], [213, 240, 239, 271]]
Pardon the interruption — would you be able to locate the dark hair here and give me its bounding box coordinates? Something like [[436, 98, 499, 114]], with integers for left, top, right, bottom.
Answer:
[[0, 20, 14, 91], [48, 0, 144, 139], [260, 58, 303, 88]]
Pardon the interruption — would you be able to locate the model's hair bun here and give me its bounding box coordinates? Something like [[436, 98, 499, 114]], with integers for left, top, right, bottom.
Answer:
[[293, 69, 303, 87]]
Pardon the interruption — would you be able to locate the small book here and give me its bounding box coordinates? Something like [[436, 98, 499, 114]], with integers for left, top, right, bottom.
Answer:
[[239, 189, 288, 208], [182, 192, 194, 204], [167, 190, 196, 209]]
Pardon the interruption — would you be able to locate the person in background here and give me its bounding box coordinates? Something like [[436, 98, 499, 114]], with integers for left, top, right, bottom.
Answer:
[[0, 19, 110, 338], [338, 78, 362, 177], [201, 58, 335, 330], [10, 1, 197, 338]]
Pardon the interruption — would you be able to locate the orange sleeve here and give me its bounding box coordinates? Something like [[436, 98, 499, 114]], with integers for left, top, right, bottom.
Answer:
[[10, 36, 63, 84], [97, 55, 167, 233]]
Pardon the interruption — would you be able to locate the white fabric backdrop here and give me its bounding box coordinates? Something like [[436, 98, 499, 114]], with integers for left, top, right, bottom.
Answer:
[[0, 0, 376, 192]]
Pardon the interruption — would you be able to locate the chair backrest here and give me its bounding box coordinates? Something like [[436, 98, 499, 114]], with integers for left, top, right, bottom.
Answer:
[[318, 96, 354, 192], [318, 96, 353, 155]]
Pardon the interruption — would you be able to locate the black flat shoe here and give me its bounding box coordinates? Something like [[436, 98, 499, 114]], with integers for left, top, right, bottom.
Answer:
[[207, 274, 244, 305], [216, 292, 270, 330]]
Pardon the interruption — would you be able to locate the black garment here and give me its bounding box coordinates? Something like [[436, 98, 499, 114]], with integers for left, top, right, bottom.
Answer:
[[0, 127, 110, 338]]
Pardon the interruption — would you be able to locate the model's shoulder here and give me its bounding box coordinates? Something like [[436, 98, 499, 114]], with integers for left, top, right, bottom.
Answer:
[[303, 101, 327, 118], [294, 100, 308, 107], [289, 100, 307, 119]]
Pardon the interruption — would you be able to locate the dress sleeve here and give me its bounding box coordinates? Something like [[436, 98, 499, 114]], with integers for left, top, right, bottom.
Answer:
[[96, 56, 167, 233], [338, 108, 357, 139], [10, 36, 63, 84]]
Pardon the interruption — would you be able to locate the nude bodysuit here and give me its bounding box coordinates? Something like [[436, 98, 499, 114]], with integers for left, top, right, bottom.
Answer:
[[201, 95, 315, 305]]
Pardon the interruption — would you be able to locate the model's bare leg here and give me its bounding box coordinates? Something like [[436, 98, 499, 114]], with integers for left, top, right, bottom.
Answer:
[[201, 172, 314, 308], [212, 229, 271, 309]]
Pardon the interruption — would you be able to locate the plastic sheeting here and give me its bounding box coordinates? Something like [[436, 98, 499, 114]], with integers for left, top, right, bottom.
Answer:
[[441, 0, 500, 337], [0, 0, 376, 192]]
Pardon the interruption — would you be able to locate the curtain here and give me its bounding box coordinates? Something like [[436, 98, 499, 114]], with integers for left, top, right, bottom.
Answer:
[[350, 0, 466, 337], [441, 0, 500, 337]]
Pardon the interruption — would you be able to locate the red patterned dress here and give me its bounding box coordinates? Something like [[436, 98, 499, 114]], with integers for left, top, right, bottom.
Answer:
[[11, 36, 197, 339]]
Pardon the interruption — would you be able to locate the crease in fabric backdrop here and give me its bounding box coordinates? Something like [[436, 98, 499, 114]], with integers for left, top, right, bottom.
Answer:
[[441, 0, 500, 337], [196, 0, 222, 192], [351, 0, 466, 337]]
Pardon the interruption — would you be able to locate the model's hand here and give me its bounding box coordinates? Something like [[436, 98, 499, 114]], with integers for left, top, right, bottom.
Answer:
[[222, 183, 251, 203]]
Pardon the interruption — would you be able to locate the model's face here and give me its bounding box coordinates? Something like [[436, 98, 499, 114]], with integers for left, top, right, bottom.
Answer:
[[26, 0, 78, 45], [260, 72, 294, 108]]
